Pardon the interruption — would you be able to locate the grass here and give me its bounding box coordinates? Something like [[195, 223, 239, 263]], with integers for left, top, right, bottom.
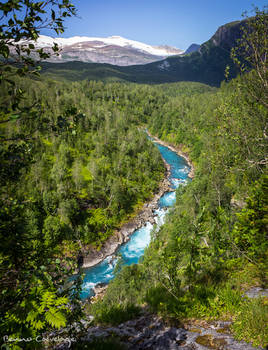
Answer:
[[232, 297, 268, 348], [88, 302, 141, 326]]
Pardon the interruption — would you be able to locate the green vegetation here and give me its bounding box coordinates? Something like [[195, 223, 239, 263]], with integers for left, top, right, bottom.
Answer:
[[0, 78, 168, 346], [0, 3, 267, 349], [0, 1, 83, 346], [89, 73, 268, 345], [88, 9, 268, 348]]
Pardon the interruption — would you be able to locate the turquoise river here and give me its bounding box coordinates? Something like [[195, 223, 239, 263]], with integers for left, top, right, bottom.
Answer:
[[81, 139, 190, 299]]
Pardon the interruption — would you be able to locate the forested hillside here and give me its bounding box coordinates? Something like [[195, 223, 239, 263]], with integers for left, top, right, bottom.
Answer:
[[0, 3, 267, 349], [91, 72, 267, 345], [87, 11, 268, 348], [0, 77, 172, 340]]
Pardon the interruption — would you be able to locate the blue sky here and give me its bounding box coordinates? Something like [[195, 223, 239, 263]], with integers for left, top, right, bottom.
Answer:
[[43, 0, 268, 50]]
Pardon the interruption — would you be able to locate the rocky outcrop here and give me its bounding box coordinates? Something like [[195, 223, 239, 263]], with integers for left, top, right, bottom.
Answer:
[[208, 20, 244, 50], [82, 315, 187, 349], [49, 44, 173, 66], [243, 287, 268, 299], [91, 284, 108, 302], [56, 313, 262, 349]]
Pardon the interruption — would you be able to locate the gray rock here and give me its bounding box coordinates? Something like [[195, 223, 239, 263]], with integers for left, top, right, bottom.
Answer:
[[54, 312, 264, 350], [243, 287, 268, 299]]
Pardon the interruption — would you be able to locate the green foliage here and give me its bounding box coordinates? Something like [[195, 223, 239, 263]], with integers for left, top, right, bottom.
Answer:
[[90, 302, 141, 326], [0, 3, 84, 346], [0, 0, 77, 139], [1, 7, 267, 348], [0, 0, 76, 71], [232, 175, 268, 261], [89, 265, 143, 325], [25, 291, 68, 330], [232, 297, 268, 348], [0, 78, 166, 346], [86, 9, 268, 349], [0, 251, 75, 345], [231, 6, 268, 109]]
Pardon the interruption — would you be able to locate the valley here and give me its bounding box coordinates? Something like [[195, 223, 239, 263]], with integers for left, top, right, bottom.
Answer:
[[81, 135, 191, 299], [0, 3, 267, 350]]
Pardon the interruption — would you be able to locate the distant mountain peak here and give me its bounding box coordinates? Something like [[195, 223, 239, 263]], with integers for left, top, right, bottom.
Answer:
[[184, 43, 200, 54], [21, 35, 183, 66]]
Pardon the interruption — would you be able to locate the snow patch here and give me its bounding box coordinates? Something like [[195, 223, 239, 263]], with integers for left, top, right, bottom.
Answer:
[[158, 60, 171, 70], [21, 34, 182, 57]]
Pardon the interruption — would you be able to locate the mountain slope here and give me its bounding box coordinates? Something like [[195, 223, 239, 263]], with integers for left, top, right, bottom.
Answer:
[[23, 35, 183, 66], [184, 43, 200, 54], [41, 19, 246, 86]]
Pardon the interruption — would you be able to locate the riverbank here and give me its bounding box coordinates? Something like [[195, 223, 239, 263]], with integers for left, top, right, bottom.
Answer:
[[147, 131, 195, 179], [81, 141, 172, 269], [81, 133, 194, 270]]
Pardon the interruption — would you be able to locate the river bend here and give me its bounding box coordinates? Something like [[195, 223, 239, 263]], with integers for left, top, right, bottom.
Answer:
[[81, 139, 190, 299]]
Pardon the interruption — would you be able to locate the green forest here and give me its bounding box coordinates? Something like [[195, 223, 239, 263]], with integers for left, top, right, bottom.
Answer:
[[0, 2, 267, 349], [90, 74, 267, 347]]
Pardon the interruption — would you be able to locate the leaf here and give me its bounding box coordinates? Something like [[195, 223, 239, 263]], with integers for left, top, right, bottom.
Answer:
[[54, 296, 68, 306], [35, 319, 45, 330], [45, 310, 66, 329], [2, 45, 9, 58], [26, 310, 39, 324], [10, 114, 20, 120]]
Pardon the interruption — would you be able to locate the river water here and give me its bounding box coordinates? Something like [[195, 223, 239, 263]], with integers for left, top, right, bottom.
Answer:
[[80, 140, 190, 299]]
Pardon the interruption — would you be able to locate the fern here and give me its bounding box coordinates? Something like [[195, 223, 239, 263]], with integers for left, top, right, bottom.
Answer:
[[45, 310, 67, 329]]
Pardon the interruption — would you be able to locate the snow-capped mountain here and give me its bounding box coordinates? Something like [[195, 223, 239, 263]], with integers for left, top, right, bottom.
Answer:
[[21, 35, 183, 66]]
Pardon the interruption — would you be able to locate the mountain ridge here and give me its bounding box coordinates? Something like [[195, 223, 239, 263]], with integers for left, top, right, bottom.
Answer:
[[41, 18, 246, 86], [21, 34, 183, 66]]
